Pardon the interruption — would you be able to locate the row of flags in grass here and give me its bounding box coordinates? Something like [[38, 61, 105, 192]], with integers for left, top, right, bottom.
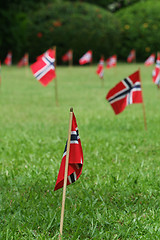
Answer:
[[3, 49, 160, 89], [2, 49, 156, 66], [3, 51, 29, 67]]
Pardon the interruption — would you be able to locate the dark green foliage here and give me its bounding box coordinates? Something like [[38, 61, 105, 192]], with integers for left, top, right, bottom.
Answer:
[[27, 1, 120, 64], [116, 0, 160, 61], [63, 0, 141, 12], [0, 0, 51, 62]]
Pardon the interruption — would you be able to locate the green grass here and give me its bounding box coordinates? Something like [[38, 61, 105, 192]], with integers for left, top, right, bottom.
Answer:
[[0, 63, 160, 239]]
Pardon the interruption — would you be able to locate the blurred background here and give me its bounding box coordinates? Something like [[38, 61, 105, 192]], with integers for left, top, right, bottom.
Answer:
[[1, 0, 159, 64]]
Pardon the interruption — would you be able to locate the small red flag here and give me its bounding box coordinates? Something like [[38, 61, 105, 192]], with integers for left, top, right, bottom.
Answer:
[[144, 54, 155, 66], [54, 112, 83, 191], [106, 55, 117, 68], [106, 70, 143, 114], [4, 51, 12, 66], [152, 54, 160, 88], [62, 50, 72, 62], [17, 53, 29, 67], [30, 49, 56, 86], [79, 50, 92, 65], [96, 57, 104, 79], [127, 50, 136, 63]]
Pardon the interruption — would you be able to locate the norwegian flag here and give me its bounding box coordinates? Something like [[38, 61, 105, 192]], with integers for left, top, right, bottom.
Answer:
[[4, 51, 12, 66], [30, 49, 56, 86], [17, 53, 28, 67], [106, 55, 117, 68], [62, 50, 72, 62], [152, 54, 160, 88], [127, 50, 136, 63], [54, 112, 83, 191], [79, 50, 92, 65], [144, 54, 155, 66], [96, 57, 104, 79], [106, 70, 143, 115]]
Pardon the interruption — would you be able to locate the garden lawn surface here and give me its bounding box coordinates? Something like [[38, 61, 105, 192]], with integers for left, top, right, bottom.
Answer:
[[0, 63, 160, 239]]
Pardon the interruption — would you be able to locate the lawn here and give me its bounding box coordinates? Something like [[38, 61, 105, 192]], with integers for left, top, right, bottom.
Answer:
[[0, 63, 160, 239]]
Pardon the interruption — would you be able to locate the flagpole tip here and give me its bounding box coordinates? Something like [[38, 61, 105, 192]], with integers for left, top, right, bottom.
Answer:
[[70, 107, 73, 112]]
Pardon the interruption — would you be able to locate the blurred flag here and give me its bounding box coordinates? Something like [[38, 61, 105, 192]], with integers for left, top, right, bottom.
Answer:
[[127, 49, 136, 63], [62, 50, 73, 62], [54, 112, 83, 191], [144, 54, 155, 66], [30, 49, 56, 86], [106, 55, 117, 68], [79, 50, 92, 65], [4, 51, 12, 66], [106, 70, 143, 114], [152, 53, 160, 88], [96, 57, 104, 79], [17, 53, 29, 67]]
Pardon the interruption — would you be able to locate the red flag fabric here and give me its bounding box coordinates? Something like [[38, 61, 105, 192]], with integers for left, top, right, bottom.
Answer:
[[106, 55, 117, 68], [127, 50, 136, 63], [96, 57, 104, 79], [4, 51, 12, 66], [62, 50, 72, 62], [152, 54, 160, 88], [30, 49, 56, 86], [106, 70, 143, 114], [144, 54, 155, 66], [54, 112, 83, 191], [17, 53, 28, 67], [79, 50, 92, 65]]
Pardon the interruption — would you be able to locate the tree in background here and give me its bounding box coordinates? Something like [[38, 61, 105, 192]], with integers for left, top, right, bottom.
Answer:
[[27, 1, 121, 64], [116, 0, 160, 61]]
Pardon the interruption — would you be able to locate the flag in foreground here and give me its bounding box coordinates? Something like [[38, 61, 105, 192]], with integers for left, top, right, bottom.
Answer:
[[54, 112, 83, 191], [17, 53, 28, 67], [96, 57, 104, 79], [144, 54, 155, 66], [106, 55, 117, 68], [79, 50, 92, 65], [30, 49, 56, 86], [62, 50, 72, 62], [4, 51, 12, 66], [106, 70, 143, 114], [152, 53, 160, 88], [127, 49, 136, 63]]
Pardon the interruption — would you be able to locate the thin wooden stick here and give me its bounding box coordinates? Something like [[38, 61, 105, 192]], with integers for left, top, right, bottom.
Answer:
[[25, 53, 29, 76], [101, 77, 104, 87], [53, 46, 59, 106], [59, 108, 73, 240], [139, 68, 147, 130], [69, 49, 73, 67]]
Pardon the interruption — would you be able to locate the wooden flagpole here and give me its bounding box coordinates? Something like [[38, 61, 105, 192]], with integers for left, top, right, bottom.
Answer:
[[139, 68, 147, 130], [69, 49, 73, 67], [101, 76, 104, 87], [59, 107, 73, 240], [53, 46, 59, 106], [25, 53, 29, 76]]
